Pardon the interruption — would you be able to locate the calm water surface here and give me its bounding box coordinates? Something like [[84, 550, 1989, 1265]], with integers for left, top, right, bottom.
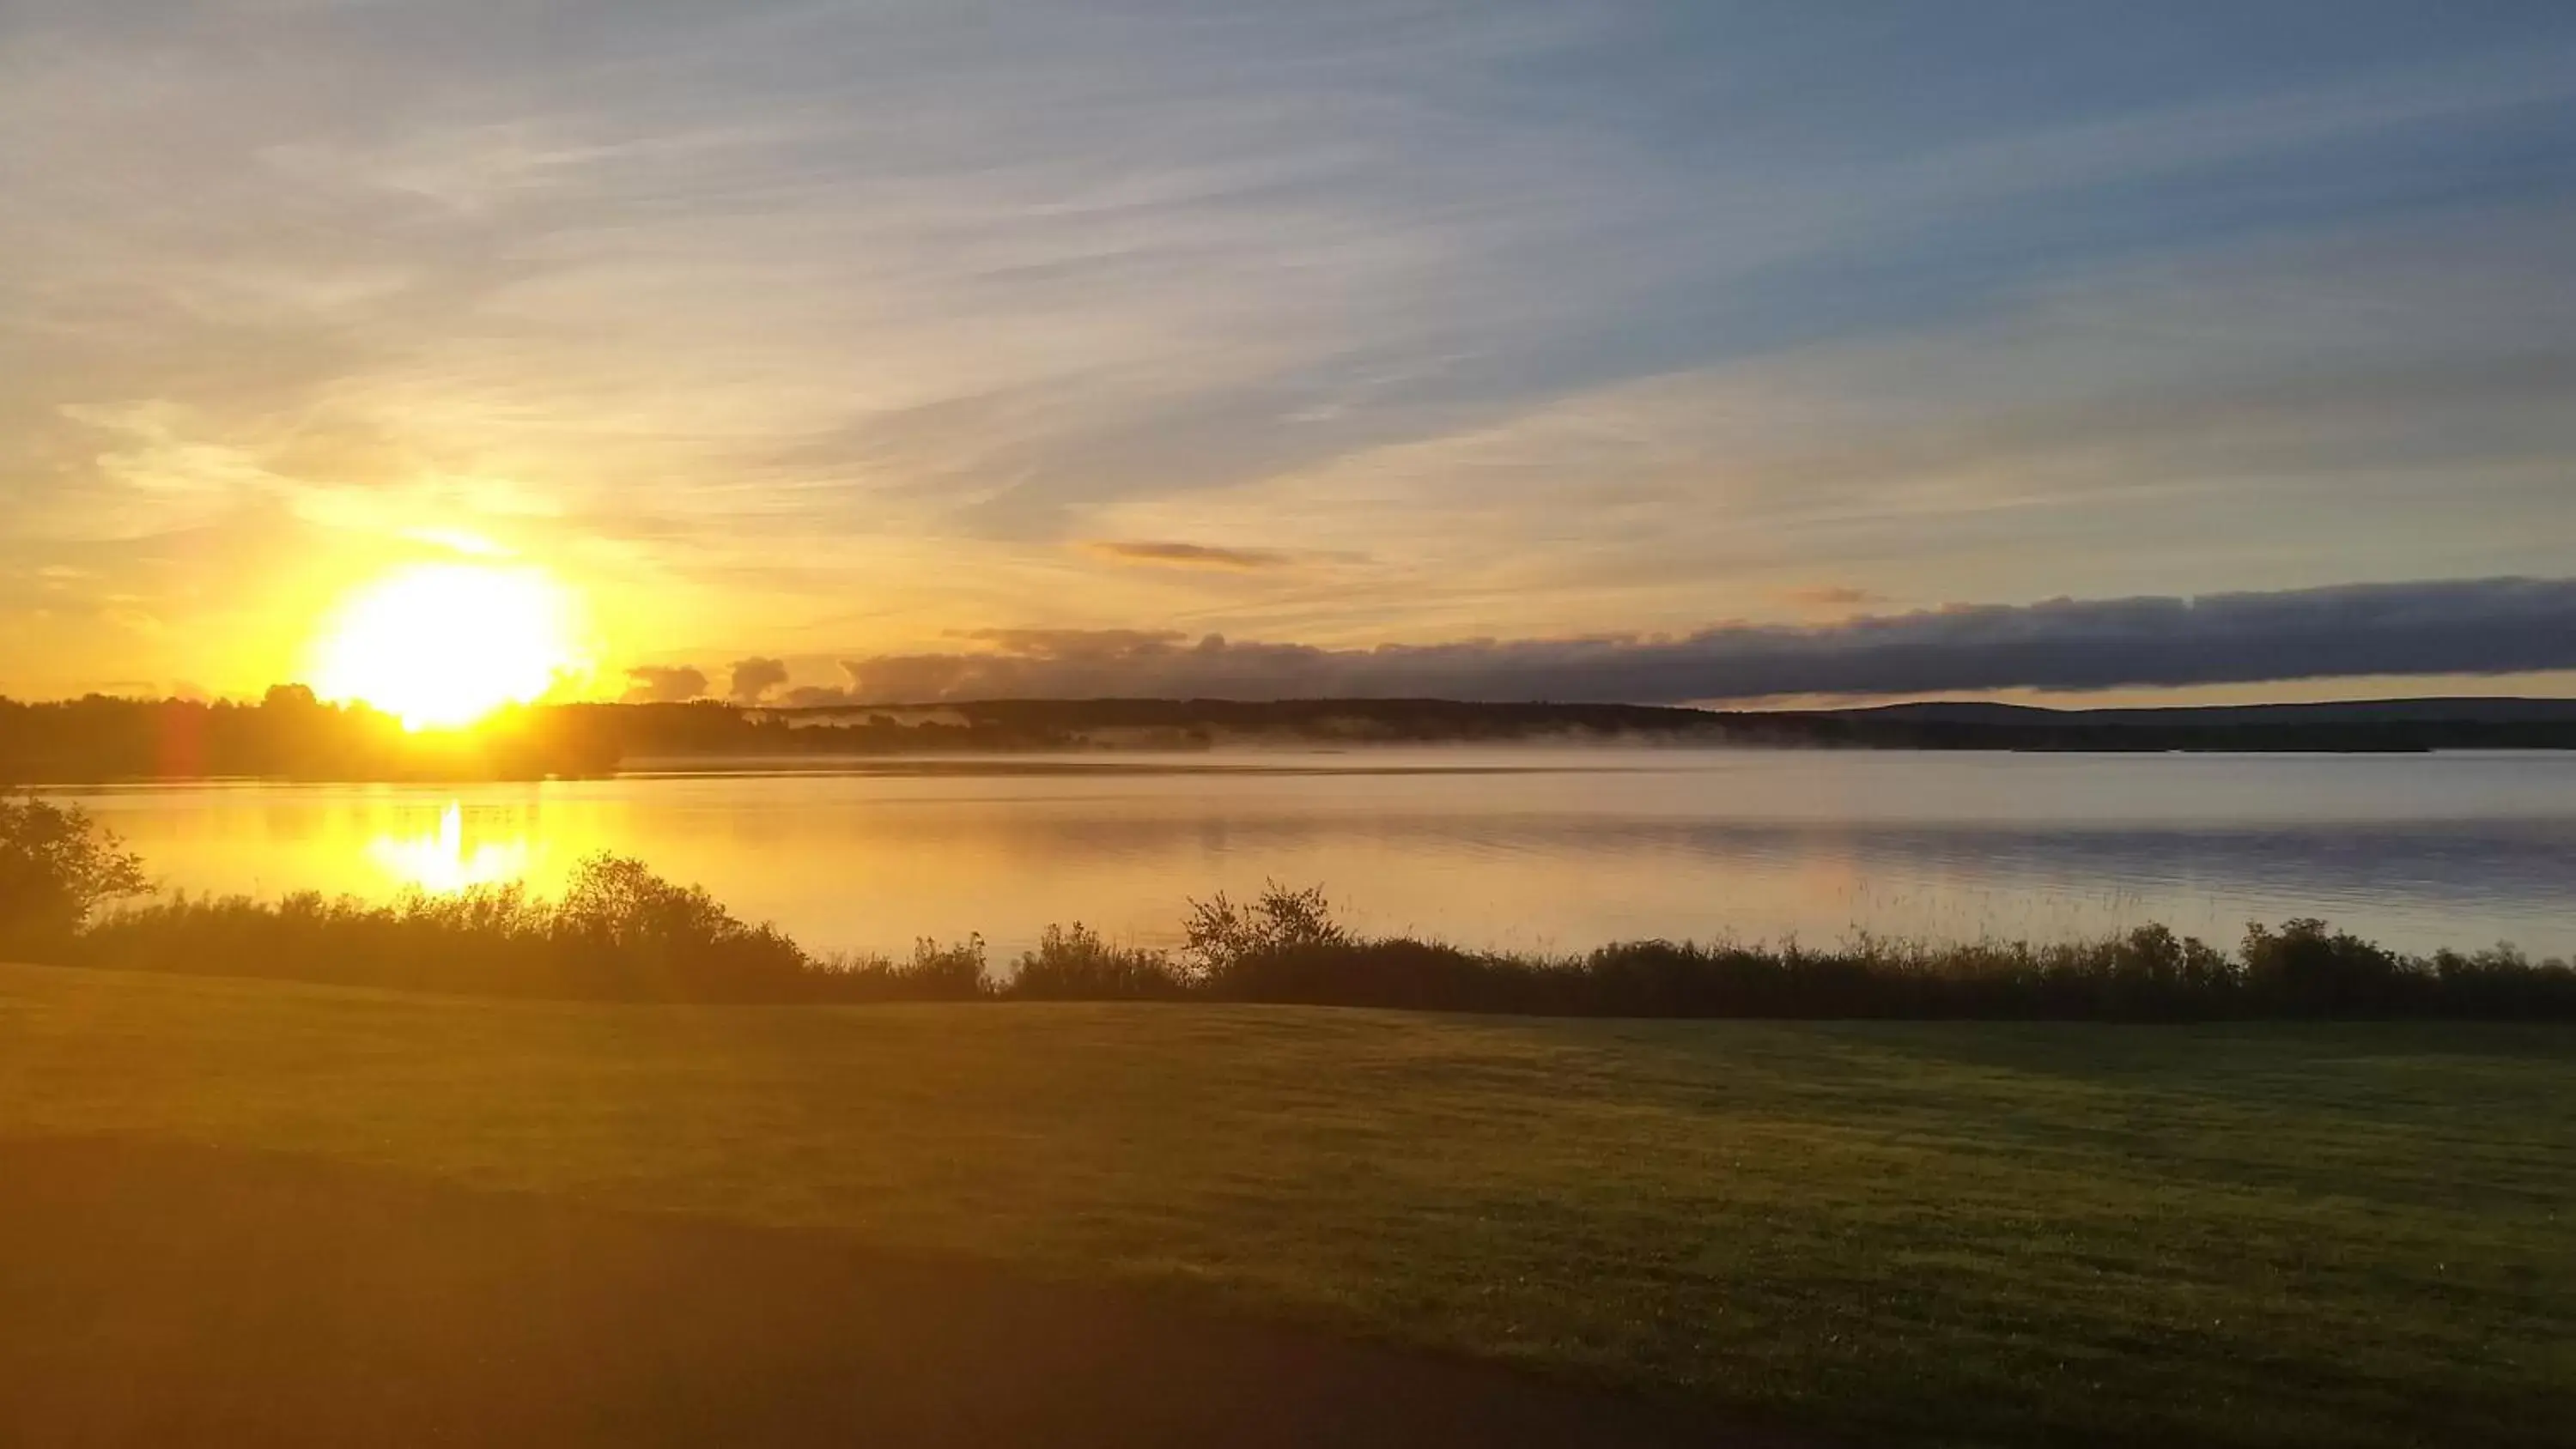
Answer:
[[49, 749, 2576, 960]]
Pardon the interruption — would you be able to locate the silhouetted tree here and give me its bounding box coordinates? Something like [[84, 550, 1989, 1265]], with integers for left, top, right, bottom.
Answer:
[[0, 797, 149, 951]]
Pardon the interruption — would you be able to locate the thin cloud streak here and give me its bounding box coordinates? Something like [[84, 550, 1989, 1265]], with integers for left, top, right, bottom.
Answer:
[[1779, 585, 1887, 609], [800, 578, 2576, 705], [1084, 540, 1293, 570]]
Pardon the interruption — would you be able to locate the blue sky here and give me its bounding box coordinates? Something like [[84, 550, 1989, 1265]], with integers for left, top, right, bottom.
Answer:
[[4, 1, 2573, 701]]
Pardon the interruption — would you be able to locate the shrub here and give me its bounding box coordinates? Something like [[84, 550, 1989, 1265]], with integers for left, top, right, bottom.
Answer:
[[549, 852, 810, 995], [73, 854, 810, 1001], [1198, 936, 1533, 1009], [1583, 939, 1814, 1017], [1180, 882, 1346, 980], [907, 936, 992, 997], [2241, 918, 2426, 1016], [817, 936, 993, 1001], [0, 796, 149, 952], [1007, 924, 1183, 1000], [2427, 943, 2576, 1016]]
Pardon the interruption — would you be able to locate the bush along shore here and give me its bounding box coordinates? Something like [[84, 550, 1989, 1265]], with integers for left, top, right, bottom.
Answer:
[[6, 797, 2573, 1017]]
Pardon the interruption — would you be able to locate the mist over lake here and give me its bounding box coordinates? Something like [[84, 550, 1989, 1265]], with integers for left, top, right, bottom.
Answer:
[[50, 749, 2576, 961]]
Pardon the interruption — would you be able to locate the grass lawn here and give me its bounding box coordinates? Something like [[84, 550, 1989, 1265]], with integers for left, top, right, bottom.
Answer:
[[2, 961, 2568, 1448]]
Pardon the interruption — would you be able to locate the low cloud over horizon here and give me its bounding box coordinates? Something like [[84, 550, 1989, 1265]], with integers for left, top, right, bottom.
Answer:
[[726, 658, 792, 705], [624, 576, 2576, 708], [620, 664, 709, 704]]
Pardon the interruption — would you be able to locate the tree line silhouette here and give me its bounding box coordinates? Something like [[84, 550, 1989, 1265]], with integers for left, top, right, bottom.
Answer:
[[9, 692, 2576, 783]]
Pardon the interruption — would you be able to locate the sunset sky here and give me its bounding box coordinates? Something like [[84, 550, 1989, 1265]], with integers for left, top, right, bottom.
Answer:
[[7, 1, 2574, 707]]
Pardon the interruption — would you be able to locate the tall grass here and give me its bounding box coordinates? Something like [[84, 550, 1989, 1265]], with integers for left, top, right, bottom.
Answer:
[[46, 868, 2576, 1018], [76, 861, 814, 1002], [11, 794, 2571, 1015]]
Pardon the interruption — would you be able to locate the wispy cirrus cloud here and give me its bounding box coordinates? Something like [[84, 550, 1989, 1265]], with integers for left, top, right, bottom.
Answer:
[[3, 3, 2575, 697]]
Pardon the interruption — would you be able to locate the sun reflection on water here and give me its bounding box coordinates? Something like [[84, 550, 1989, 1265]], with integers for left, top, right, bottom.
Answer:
[[367, 802, 531, 893], [60, 752, 2575, 960]]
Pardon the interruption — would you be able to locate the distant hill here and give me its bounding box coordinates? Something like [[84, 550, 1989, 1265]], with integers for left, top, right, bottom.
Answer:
[[1842, 698, 2576, 727]]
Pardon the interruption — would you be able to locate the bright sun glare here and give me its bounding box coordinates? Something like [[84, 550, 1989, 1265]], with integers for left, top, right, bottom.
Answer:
[[311, 564, 583, 730]]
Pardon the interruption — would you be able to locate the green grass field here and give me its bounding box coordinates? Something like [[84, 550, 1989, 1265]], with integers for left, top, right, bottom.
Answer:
[[3, 961, 2568, 1448]]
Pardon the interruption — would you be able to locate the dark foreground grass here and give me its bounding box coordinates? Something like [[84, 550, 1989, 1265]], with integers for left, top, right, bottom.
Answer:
[[2, 962, 2567, 1448], [4, 1137, 1725, 1448]]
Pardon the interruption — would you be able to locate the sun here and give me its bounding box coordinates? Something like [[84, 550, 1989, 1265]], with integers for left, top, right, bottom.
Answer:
[[310, 564, 585, 730]]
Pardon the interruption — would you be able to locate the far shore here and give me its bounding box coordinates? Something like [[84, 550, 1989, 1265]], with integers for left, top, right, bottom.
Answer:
[[9, 693, 2576, 785]]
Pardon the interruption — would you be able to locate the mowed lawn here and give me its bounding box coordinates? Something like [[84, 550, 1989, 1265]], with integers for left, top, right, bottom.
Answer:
[[2, 962, 2568, 1449]]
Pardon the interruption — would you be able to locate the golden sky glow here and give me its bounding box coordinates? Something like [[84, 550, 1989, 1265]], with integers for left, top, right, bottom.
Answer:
[[308, 564, 587, 729], [4, 4, 2574, 707]]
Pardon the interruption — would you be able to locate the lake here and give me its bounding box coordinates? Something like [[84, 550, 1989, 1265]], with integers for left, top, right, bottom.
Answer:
[[45, 749, 2576, 961]]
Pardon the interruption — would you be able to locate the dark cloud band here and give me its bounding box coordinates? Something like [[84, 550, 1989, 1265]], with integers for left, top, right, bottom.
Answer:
[[787, 576, 2576, 704]]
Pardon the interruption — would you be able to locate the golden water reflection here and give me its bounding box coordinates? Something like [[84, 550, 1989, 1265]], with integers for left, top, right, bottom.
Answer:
[[367, 802, 533, 894], [45, 749, 2576, 959]]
